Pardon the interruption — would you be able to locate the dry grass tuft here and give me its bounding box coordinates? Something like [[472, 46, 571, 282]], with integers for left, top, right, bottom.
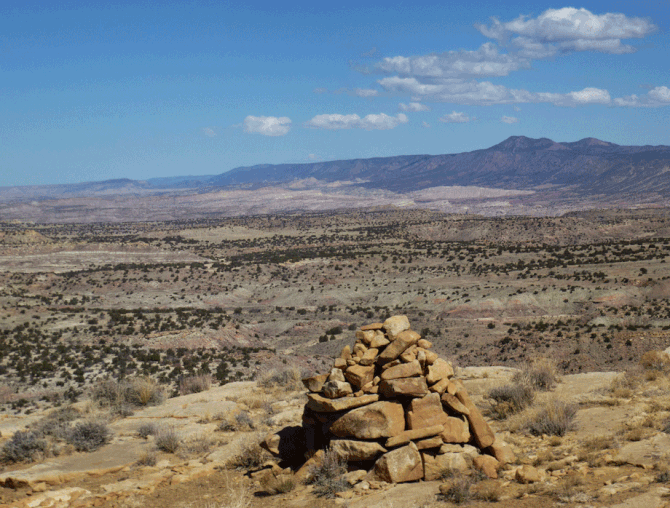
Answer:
[[513, 357, 560, 391], [179, 374, 212, 395], [228, 437, 270, 470], [487, 383, 535, 419], [308, 448, 350, 498], [257, 368, 303, 392], [522, 399, 577, 437]]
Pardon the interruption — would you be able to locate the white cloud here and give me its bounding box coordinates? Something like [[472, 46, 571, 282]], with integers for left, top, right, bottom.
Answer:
[[399, 102, 430, 112], [380, 77, 612, 108], [202, 127, 216, 138], [567, 87, 611, 105], [439, 111, 474, 123], [243, 116, 291, 136], [614, 86, 670, 107], [477, 7, 657, 56], [352, 88, 379, 97], [307, 153, 320, 161], [361, 8, 655, 109], [377, 43, 529, 79], [305, 112, 408, 130], [501, 116, 519, 124], [422, 121, 431, 128]]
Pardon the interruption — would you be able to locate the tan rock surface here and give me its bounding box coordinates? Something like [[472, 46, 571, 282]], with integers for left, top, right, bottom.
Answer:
[[382, 315, 410, 339], [330, 439, 387, 461], [344, 364, 376, 389], [385, 424, 444, 448], [373, 442, 423, 483], [406, 392, 449, 430], [306, 393, 379, 413], [422, 452, 468, 480], [329, 401, 405, 439], [380, 360, 422, 381], [379, 377, 429, 398]]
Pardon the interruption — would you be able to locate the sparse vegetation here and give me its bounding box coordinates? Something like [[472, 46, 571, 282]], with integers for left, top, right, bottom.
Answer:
[[66, 420, 112, 452], [1, 431, 48, 463], [228, 439, 269, 470], [487, 383, 535, 419], [308, 449, 350, 498], [154, 425, 181, 453], [257, 368, 303, 391], [179, 374, 212, 395], [523, 399, 577, 436]]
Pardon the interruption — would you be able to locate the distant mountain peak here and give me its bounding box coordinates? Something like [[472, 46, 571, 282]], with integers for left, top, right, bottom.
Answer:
[[490, 136, 563, 152], [571, 137, 614, 147]]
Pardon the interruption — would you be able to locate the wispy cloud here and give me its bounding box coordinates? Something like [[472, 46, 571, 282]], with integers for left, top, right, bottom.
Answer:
[[367, 8, 656, 108], [422, 121, 431, 128], [202, 127, 216, 138], [315, 87, 379, 97], [439, 111, 474, 123], [305, 112, 408, 130], [614, 86, 670, 107], [242, 116, 291, 136], [501, 116, 519, 124], [399, 102, 430, 112]]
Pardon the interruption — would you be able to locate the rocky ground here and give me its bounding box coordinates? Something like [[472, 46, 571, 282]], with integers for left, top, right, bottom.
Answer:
[[2, 349, 670, 508]]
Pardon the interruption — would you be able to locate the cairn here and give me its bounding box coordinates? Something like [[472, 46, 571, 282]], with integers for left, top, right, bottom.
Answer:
[[263, 316, 514, 484]]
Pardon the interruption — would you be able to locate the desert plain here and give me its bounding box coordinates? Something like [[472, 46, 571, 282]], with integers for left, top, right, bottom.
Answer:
[[3, 207, 670, 507]]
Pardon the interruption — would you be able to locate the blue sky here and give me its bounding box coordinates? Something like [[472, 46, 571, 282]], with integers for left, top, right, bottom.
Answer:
[[1, 0, 669, 187]]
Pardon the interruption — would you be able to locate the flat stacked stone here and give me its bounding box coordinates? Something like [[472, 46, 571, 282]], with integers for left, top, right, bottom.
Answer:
[[263, 316, 513, 484]]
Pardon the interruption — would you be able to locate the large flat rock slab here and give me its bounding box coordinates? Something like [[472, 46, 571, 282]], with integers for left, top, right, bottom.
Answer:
[[0, 440, 147, 488], [615, 433, 670, 468]]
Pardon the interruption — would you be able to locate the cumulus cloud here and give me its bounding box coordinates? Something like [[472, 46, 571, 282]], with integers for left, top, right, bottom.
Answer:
[[440, 111, 474, 123], [399, 102, 430, 112], [305, 112, 408, 130], [243, 116, 291, 136], [477, 7, 657, 56], [377, 42, 529, 79], [202, 127, 216, 138], [362, 8, 656, 109], [614, 86, 670, 107], [501, 116, 519, 124]]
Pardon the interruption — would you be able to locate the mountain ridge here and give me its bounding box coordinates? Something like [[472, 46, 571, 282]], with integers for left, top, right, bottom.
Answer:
[[2, 136, 670, 203]]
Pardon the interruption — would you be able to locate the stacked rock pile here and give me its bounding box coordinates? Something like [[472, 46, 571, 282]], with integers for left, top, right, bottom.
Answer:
[[280, 315, 515, 484]]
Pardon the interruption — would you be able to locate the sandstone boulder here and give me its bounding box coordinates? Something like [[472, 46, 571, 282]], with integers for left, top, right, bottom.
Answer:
[[345, 364, 375, 389], [373, 442, 423, 483], [440, 416, 471, 444], [455, 390, 495, 448], [378, 330, 420, 364], [379, 377, 428, 398], [330, 440, 387, 462], [381, 360, 422, 381], [306, 393, 379, 413], [302, 374, 328, 393], [382, 315, 410, 339], [322, 380, 353, 399], [426, 359, 454, 384], [406, 392, 449, 430], [422, 452, 468, 481], [329, 401, 405, 439], [473, 455, 500, 479], [515, 465, 542, 484], [385, 424, 444, 448]]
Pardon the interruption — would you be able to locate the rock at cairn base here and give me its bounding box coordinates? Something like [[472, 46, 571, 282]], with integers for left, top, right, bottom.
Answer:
[[269, 316, 509, 483]]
